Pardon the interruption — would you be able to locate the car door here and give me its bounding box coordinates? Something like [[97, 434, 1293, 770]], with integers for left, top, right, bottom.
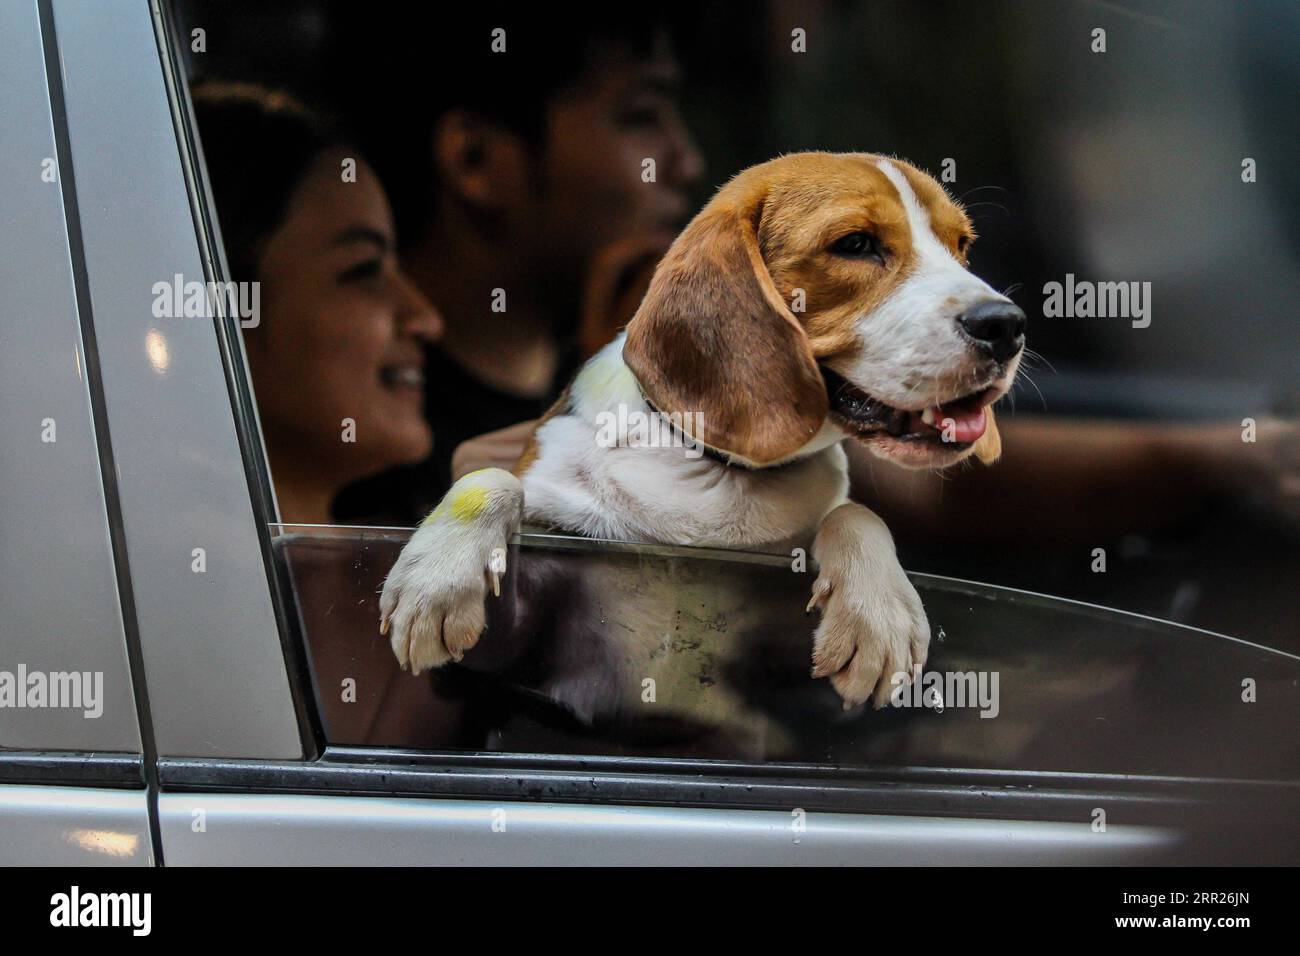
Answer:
[[0, 0, 151, 866], [7, 0, 1296, 868]]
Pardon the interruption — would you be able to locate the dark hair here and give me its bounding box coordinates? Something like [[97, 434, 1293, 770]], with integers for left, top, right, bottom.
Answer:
[[192, 81, 348, 283], [330, 8, 685, 244]]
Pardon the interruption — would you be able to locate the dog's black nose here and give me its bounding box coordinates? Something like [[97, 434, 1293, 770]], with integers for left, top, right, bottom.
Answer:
[[957, 300, 1026, 363]]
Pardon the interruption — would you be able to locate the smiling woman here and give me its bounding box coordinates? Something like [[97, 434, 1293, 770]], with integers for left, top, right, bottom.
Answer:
[[193, 82, 443, 523]]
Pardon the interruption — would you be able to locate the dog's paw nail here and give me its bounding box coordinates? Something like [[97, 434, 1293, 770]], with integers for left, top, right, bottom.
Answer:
[[805, 582, 831, 614], [485, 550, 508, 597]]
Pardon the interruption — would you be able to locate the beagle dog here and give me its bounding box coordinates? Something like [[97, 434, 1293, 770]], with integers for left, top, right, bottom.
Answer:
[[380, 152, 1024, 709]]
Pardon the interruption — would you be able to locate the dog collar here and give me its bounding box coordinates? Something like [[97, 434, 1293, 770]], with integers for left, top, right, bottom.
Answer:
[[636, 392, 741, 468], [634, 388, 807, 472]]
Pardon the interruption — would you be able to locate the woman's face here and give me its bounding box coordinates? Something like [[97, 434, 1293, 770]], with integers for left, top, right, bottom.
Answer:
[[247, 151, 442, 480]]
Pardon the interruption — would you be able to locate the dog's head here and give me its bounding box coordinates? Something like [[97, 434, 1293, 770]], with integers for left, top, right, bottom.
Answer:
[[624, 152, 1023, 469]]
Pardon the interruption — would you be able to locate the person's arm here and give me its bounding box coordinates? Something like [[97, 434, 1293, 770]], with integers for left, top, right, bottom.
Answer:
[[849, 415, 1299, 544], [451, 419, 539, 481]]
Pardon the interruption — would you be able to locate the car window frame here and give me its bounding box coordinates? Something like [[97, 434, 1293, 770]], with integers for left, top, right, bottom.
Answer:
[[151, 0, 1299, 859]]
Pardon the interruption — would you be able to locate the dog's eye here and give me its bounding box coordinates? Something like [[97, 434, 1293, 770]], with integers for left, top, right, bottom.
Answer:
[[957, 234, 973, 254], [830, 231, 883, 261]]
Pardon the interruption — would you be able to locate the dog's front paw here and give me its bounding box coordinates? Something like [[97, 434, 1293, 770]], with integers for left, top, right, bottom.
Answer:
[[379, 469, 523, 674], [808, 503, 930, 709]]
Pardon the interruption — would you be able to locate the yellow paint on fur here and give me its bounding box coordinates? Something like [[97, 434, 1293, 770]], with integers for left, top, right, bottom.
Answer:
[[448, 485, 490, 522], [575, 347, 637, 413], [422, 471, 498, 525]]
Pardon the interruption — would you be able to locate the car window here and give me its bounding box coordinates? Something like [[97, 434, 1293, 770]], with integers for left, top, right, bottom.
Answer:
[[169, 0, 1299, 793], [275, 524, 1300, 781]]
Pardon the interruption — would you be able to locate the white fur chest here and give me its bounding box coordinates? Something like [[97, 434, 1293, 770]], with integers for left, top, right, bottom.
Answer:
[[519, 337, 849, 551]]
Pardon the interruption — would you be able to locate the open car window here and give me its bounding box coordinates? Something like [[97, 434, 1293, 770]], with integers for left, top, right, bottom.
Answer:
[[165, 0, 1300, 836], [276, 524, 1300, 782]]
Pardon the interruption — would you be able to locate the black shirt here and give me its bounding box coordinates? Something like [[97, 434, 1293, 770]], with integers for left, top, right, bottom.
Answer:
[[331, 345, 567, 527]]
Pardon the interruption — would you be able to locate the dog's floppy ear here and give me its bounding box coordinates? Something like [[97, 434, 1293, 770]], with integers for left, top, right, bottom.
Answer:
[[623, 194, 827, 466], [973, 407, 1002, 464]]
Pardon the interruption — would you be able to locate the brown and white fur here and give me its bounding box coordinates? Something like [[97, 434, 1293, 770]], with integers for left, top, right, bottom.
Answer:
[[380, 152, 1023, 709]]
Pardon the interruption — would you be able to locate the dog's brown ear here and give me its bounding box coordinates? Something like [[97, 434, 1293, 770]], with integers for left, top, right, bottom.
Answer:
[[973, 407, 1002, 464], [623, 195, 827, 466]]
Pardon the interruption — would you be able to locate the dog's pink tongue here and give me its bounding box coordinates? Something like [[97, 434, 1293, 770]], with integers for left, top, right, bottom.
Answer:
[[932, 404, 987, 443]]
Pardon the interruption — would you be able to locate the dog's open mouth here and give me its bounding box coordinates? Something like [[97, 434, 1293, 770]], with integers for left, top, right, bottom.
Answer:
[[822, 368, 995, 446]]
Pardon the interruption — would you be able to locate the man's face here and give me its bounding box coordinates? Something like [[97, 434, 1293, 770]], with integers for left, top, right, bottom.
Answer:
[[527, 40, 704, 295]]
